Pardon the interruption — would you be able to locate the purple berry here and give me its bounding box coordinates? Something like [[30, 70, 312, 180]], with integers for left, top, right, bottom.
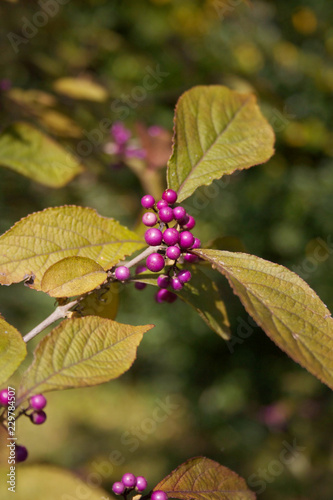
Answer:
[[156, 199, 168, 210], [155, 289, 177, 303], [173, 206, 186, 221], [163, 228, 179, 246], [178, 215, 190, 226], [141, 195, 155, 209], [171, 277, 184, 291], [135, 282, 147, 290], [30, 410, 47, 425], [184, 253, 199, 263], [177, 269, 192, 283], [158, 207, 174, 223], [15, 445, 28, 463], [136, 476, 148, 492], [30, 394, 47, 410], [166, 246, 181, 260], [142, 212, 157, 227], [115, 266, 130, 281], [157, 275, 171, 289], [111, 122, 131, 145], [136, 264, 147, 274], [0, 389, 9, 406], [162, 189, 177, 204], [151, 491, 168, 500], [192, 238, 201, 249], [122, 473, 136, 488], [146, 253, 165, 272], [112, 482, 125, 495], [179, 231, 194, 249], [183, 215, 196, 230], [145, 228, 163, 246]]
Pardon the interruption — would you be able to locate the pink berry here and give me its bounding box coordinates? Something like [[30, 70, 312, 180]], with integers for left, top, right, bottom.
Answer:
[[30, 410, 47, 425], [156, 199, 168, 210], [141, 195, 155, 209], [159, 207, 174, 223], [162, 189, 177, 204], [155, 289, 177, 303], [157, 275, 171, 288], [183, 215, 196, 230], [112, 482, 125, 495], [146, 253, 165, 272], [171, 277, 184, 291], [173, 206, 186, 221], [179, 231, 194, 249], [122, 473, 136, 488], [192, 238, 201, 249], [163, 228, 179, 246], [30, 394, 47, 410], [184, 253, 199, 263], [142, 212, 157, 227], [151, 491, 168, 500], [145, 228, 163, 246], [136, 476, 147, 492], [115, 266, 130, 281], [15, 445, 28, 463], [0, 389, 9, 406], [177, 269, 191, 283], [166, 246, 181, 260]]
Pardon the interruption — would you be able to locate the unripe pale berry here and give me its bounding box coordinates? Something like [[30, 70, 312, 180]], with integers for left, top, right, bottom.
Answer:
[[183, 215, 196, 230], [156, 199, 168, 210], [184, 253, 199, 263], [157, 275, 171, 289], [30, 394, 47, 410], [145, 228, 163, 246], [173, 206, 186, 221], [30, 410, 47, 425], [141, 195, 155, 209], [192, 238, 201, 249], [136, 476, 147, 492], [162, 189, 177, 204], [0, 389, 9, 406], [15, 445, 28, 463], [122, 473, 136, 488], [158, 207, 174, 223], [166, 246, 181, 260], [163, 228, 179, 246], [142, 212, 157, 227], [151, 491, 168, 500], [171, 277, 184, 291], [112, 482, 125, 495], [146, 253, 165, 272], [115, 266, 130, 281], [179, 231, 194, 249]]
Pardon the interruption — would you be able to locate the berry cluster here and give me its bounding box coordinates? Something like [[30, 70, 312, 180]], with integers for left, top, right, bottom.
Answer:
[[0, 389, 47, 463], [112, 473, 168, 500], [114, 189, 200, 304]]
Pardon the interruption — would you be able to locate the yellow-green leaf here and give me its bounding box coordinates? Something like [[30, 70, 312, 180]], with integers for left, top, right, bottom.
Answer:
[[0, 122, 83, 187], [79, 282, 119, 319], [154, 457, 255, 500], [18, 316, 153, 401], [0, 317, 27, 386], [53, 77, 109, 101], [196, 249, 333, 390], [0, 206, 145, 289], [41, 256, 107, 298], [167, 85, 275, 202]]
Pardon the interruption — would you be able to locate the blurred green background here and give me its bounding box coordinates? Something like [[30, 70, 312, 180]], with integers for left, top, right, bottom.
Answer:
[[0, 0, 333, 499]]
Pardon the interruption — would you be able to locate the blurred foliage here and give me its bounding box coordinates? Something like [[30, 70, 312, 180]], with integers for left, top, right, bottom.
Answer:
[[0, 0, 333, 499]]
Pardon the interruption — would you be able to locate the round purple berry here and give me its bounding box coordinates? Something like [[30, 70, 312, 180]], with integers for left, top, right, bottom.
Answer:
[[177, 269, 192, 283], [157, 275, 171, 289], [179, 231, 195, 249], [166, 246, 181, 260], [163, 228, 179, 246], [141, 195, 155, 209], [145, 228, 163, 246], [178, 215, 190, 226], [162, 189, 177, 204], [171, 277, 184, 291], [155, 289, 177, 303], [122, 473, 136, 488], [115, 266, 130, 281], [173, 206, 186, 221], [146, 253, 165, 272], [136, 476, 147, 492], [158, 207, 174, 223], [15, 445, 28, 463], [192, 238, 201, 249], [156, 199, 168, 210], [135, 282, 147, 290], [136, 264, 147, 274], [151, 491, 169, 500], [142, 212, 157, 227], [112, 482, 125, 495], [30, 410, 47, 425], [0, 389, 9, 406], [183, 215, 196, 230], [30, 394, 47, 410], [184, 253, 199, 263]]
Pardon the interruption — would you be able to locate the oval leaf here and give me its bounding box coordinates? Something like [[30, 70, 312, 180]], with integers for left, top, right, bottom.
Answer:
[[167, 85, 275, 202], [18, 316, 154, 401], [154, 456, 255, 500], [0, 122, 83, 187], [79, 282, 119, 319], [0, 206, 145, 289], [196, 249, 333, 390], [41, 256, 107, 297], [0, 317, 27, 386], [53, 77, 108, 101]]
